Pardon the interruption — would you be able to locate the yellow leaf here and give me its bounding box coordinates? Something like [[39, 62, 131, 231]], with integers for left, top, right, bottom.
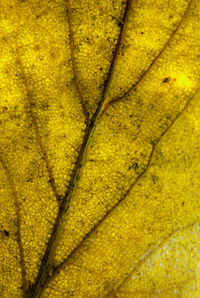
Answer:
[[0, 0, 200, 297]]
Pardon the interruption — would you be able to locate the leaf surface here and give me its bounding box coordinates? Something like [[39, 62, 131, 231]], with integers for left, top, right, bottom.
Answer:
[[0, 0, 200, 297]]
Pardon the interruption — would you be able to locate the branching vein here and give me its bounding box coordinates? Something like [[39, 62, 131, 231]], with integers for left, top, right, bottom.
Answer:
[[46, 79, 200, 290], [15, 26, 59, 202], [67, 0, 89, 124], [0, 155, 27, 294], [25, 0, 197, 296], [101, 0, 195, 116], [26, 1, 132, 297]]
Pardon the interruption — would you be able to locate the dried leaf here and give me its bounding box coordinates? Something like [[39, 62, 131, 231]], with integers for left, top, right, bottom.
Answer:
[[0, 0, 200, 297]]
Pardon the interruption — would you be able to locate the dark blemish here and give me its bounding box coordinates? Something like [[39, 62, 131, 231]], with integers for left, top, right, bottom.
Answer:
[[2, 36, 7, 42], [182, 201, 185, 206], [162, 77, 170, 83], [57, 196, 62, 203], [166, 115, 172, 120], [111, 16, 123, 27], [26, 178, 33, 182], [4, 229, 9, 236], [152, 175, 159, 183], [42, 102, 49, 111], [49, 178, 55, 184], [150, 138, 159, 146], [117, 21, 123, 28], [129, 162, 139, 171], [86, 37, 91, 44], [2, 106, 8, 112], [30, 102, 36, 108], [141, 32, 144, 35]]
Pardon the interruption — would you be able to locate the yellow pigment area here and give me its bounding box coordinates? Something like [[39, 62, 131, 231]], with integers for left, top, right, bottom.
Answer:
[[0, 0, 200, 297]]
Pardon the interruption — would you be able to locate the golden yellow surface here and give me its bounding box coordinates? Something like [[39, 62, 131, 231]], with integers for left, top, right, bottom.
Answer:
[[0, 0, 200, 297]]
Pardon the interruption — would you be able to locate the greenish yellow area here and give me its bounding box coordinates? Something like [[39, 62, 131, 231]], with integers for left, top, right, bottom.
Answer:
[[0, 0, 200, 297]]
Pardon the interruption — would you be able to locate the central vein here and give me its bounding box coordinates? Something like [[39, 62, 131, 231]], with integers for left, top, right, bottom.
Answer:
[[25, 1, 131, 297]]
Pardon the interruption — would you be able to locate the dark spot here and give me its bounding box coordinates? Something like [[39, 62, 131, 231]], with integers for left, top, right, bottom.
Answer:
[[4, 229, 9, 236], [26, 177, 33, 182], [86, 37, 90, 44], [129, 162, 139, 171], [49, 178, 55, 184], [57, 196, 62, 202], [117, 21, 123, 27], [162, 77, 170, 83], [141, 31, 144, 35], [182, 201, 185, 206], [151, 138, 159, 146], [166, 115, 172, 120], [2, 106, 8, 112], [30, 102, 36, 108], [42, 102, 49, 111], [152, 175, 159, 183]]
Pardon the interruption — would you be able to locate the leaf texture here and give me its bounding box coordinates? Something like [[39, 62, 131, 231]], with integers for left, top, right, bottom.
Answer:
[[0, 0, 200, 297]]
